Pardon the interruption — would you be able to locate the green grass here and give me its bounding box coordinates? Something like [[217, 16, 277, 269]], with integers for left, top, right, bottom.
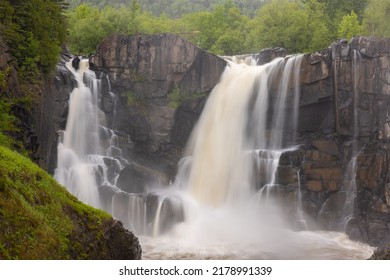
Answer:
[[0, 145, 115, 259]]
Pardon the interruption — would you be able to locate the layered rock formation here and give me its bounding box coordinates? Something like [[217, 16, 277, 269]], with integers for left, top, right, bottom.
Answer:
[[278, 37, 390, 246]]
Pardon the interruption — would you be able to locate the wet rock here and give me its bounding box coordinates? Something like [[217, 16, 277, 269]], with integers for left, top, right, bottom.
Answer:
[[104, 220, 142, 260], [254, 47, 287, 65], [102, 157, 121, 184], [116, 165, 149, 193], [279, 149, 304, 167], [98, 184, 117, 213], [116, 162, 169, 194], [357, 152, 389, 190], [350, 36, 390, 58], [275, 166, 299, 185], [312, 139, 339, 156], [369, 246, 390, 260], [317, 191, 346, 230]]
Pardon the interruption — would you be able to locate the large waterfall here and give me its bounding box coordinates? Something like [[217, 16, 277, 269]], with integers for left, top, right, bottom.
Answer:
[[55, 56, 373, 259]]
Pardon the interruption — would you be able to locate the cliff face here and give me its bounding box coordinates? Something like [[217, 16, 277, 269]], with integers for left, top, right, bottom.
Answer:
[[90, 33, 227, 177], [34, 51, 75, 173], [35, 34, 390, 246], [277, 37, 390, 246]]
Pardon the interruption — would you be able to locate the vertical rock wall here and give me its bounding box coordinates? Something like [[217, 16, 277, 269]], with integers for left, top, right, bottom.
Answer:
[[295, 37, 390, 246], [89, 33, 226, 177]]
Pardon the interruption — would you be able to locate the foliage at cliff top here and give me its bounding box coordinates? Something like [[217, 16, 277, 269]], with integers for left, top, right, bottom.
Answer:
[[0, 0, 68, 153], [0, 0, 67, 78], [66, 0, 390, 56], [0, 145, 130, 259], [65, 0, 267, 18]]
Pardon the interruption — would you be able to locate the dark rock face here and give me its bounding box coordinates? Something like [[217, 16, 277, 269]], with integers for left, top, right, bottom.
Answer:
[[104, 220, 142, 260], [34, 51, 74, 173], [90, 33, 227, 176], [64, 205, 142, 260], [116, 163, 168, 193], [294, 36, 390, 246], [368, 245, 390, 260]]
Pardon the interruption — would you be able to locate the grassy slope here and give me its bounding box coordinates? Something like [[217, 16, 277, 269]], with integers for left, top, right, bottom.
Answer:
[[0, 145, 140, 259]]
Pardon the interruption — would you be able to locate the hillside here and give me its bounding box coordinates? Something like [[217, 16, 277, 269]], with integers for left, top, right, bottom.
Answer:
[[0, 145, 141, 259]]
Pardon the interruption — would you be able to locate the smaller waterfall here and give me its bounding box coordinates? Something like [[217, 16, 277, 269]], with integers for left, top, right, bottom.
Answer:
[[55, 58, 150, 235], [296, 170, 308, 230], [55, 59, 101, 208], [318, 50, 361, 231], [341, 49, 361, 230]]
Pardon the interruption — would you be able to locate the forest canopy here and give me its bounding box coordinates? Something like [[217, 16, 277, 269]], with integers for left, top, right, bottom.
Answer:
[[64, 0, 390, 55]]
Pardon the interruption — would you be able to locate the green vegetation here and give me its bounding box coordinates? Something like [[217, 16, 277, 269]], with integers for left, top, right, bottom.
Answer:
[[0, 0, 67, 77], [65, 0, 268, 17], [0, 100, 17, 149], [168, 85, 182, 108], [362, 0, 390, 37], [65, 0, 390, 56], [125, 90, 142, 106], [0, 0, 68, 153], [0, 145, 120, 259], [338, 10, 362, 40]]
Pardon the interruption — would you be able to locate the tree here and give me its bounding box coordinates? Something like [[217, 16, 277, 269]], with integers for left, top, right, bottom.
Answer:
[[303, 0, 333, 51], [179, 3, 251, 55], [247, 0, 331, 53], [67, 4, 105, 54], [338, 10, 362, 40], [1, 0, 67, 76], [362, 0, 390, 37]]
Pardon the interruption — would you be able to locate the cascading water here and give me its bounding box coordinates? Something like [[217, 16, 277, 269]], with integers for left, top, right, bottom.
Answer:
[[55, 58, 184, 237], [55, 56, 373, 259], [55, 59, 146, 233], [340, 50, 361, 230], [55, 59, 101, 208], [141, 56, 373, 259]]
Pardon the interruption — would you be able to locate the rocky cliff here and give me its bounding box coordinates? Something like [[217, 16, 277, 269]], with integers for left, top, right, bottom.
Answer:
[[275, 37, 390, 246], [35, 34, 390, 247], [89, 33, 226, 178]]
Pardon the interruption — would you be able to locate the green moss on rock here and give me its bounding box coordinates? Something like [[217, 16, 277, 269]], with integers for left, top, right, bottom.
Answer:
[[0, 146, 142, 259]]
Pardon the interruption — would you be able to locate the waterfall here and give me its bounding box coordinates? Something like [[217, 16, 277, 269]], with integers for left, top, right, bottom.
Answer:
[[144, 55, 372, 259], [55, 59, 101, 208], [341, 49, 361, 230], [55, 56, 373, 259], [55, 58, 149, 234], [182, 56, 303, 208]]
